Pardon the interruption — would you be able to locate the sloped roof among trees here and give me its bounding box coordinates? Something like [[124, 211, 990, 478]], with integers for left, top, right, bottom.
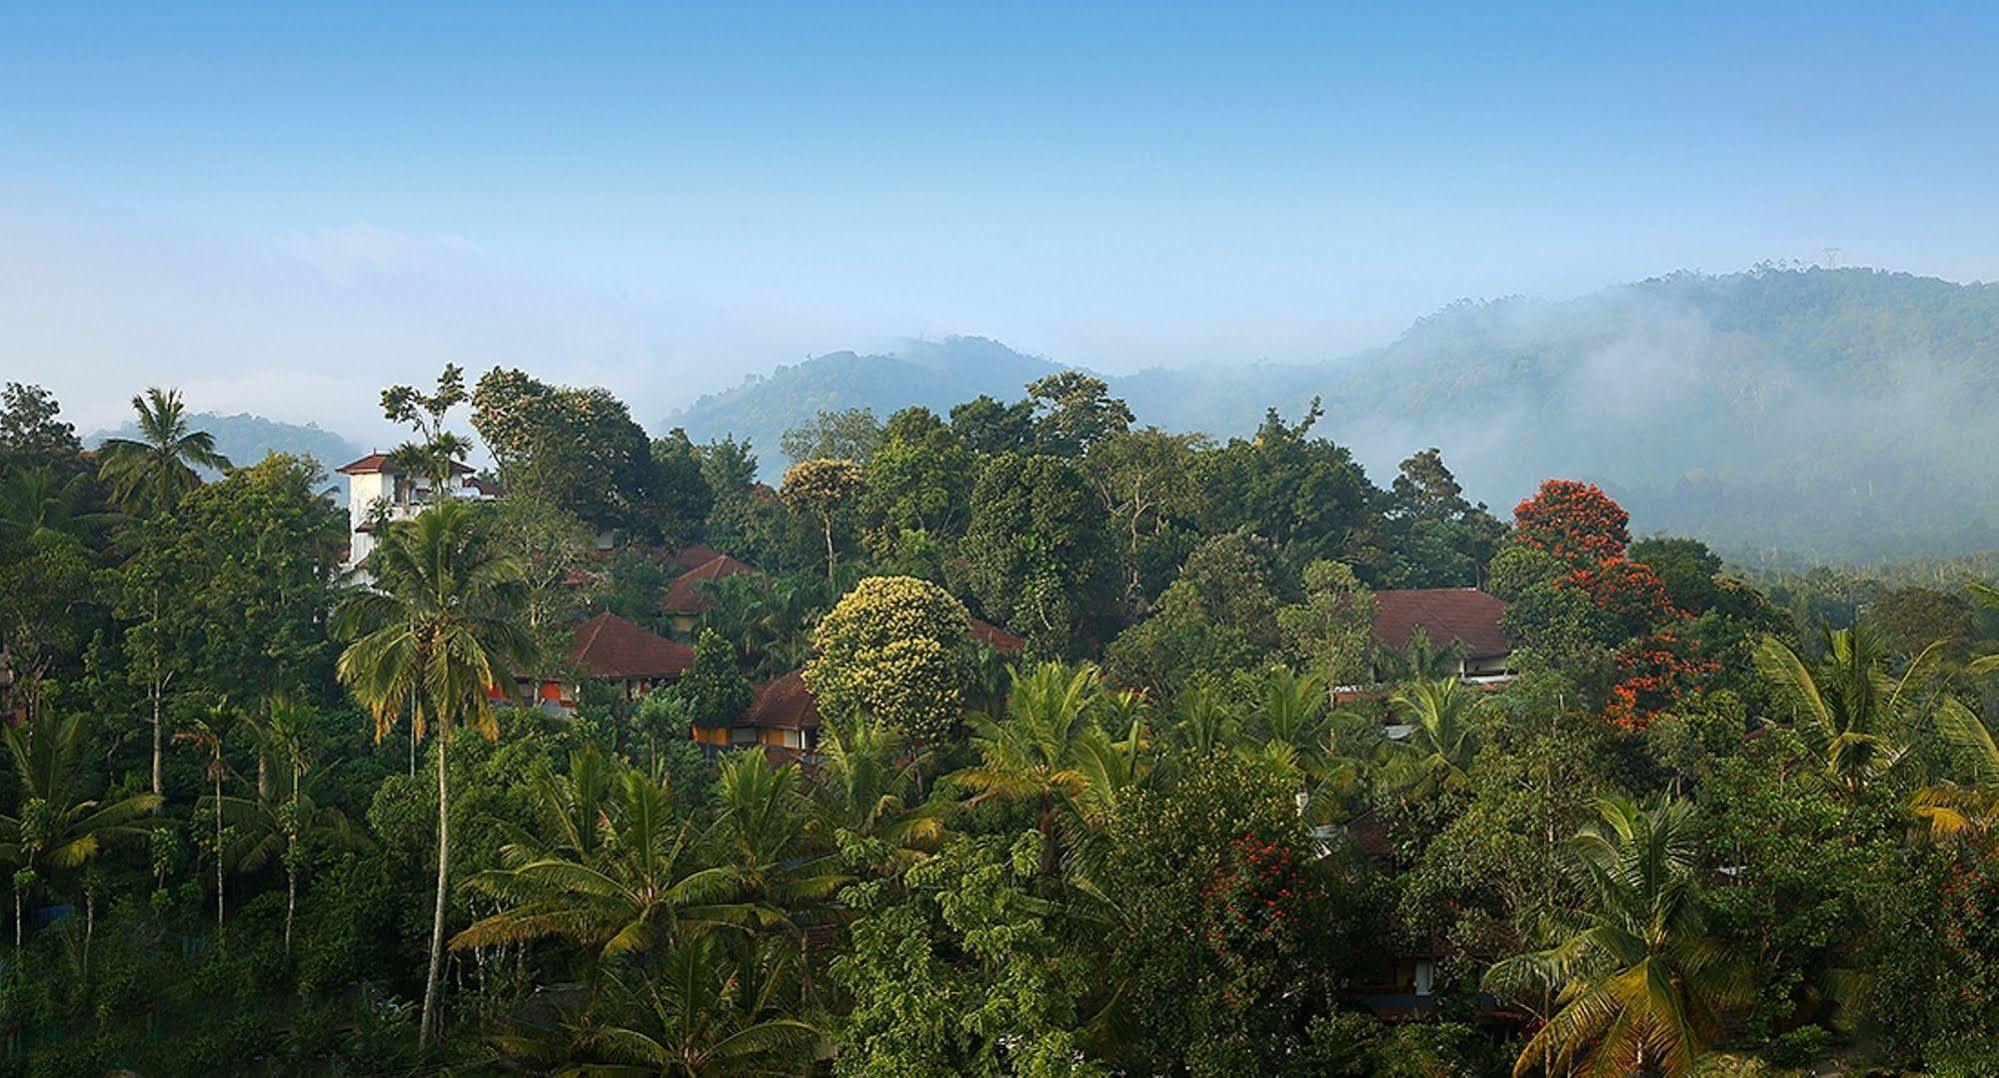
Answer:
[[335, 452, 474, 476], [568, 611, 695, 680], [662, 553, 759, 615], [1370, 588, 1510, 659], [740, 669, 822, 731], [968, 617, 1026, 656]]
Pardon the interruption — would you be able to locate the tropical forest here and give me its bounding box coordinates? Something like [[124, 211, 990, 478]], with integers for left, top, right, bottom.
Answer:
[[4, 363, 1999, 1077]]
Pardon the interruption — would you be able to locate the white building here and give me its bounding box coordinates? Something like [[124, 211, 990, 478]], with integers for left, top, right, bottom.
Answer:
[[336, 452, 498, 571]]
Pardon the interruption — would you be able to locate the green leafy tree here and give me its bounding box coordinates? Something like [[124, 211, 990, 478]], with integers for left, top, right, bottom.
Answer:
[[380, 364, 473, 499], [948, 393, 1037, 456], [0, 530, 94, 725], [780, 458, 865, 581], [0, 382, 81, 466], [679, 628, 753, 732], [806, 576, 970, 742], [1192, 400, 1379, 570], [1025, 372, 1133, 458], [831, 829, 1100, 1075], [1104, 531, 1283, 694], [780, 407, 884, 466], [331, 500, 535, 1044], [1084, 427, 1205, 608], [963, 453, 1115, 656], [1276, 559, 1377, 688]]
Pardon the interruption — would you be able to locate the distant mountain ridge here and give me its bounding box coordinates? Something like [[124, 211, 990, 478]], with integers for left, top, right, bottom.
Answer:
[[88, 411, 368, 479], [669, 268, 1999, 561], [667, 336, 1065, 460]]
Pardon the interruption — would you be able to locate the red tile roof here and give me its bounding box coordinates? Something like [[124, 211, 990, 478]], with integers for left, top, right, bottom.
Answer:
[[336, 452, 475, 476], [662, 554, 758, 615], [568, 611, 695, 680], [668, 543, 725, 571], [968, 617, 1026, 656], [740, 669, 822, 731], [1371, 588, 1510, 659]]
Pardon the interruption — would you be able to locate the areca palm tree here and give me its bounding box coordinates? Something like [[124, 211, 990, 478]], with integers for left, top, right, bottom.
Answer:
[[174, 712, 231, 933], [0, 712, 161, 955], [452, 765, 770, 961], [1382, 676, 1483, 796], [1485, 797, 1751, 1077], [95, 387, 231, 517], [1754, 626, 1942, 798], [210, 702, 366, 956], [331, 499, 535, 1044]]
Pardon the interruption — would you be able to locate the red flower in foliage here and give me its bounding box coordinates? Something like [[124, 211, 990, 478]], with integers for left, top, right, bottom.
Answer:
[[1601, 632, 1717, 730], [1570, 558, 1682, 632], [1513, 479, 1631, 566]]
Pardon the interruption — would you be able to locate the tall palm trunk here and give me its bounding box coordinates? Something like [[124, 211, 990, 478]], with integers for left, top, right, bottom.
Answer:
[[420, 732, 450, 1044], [285, 756, 300, 957], [213, 769, 225, 934]]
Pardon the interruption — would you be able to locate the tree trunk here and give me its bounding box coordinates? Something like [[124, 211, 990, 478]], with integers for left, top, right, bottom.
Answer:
[[420, 731, 450, 1045], [821, 516, 837, 582], [214, 773, 225, 935], [150, 674, 163, 797], [83, 890, 93, 985]]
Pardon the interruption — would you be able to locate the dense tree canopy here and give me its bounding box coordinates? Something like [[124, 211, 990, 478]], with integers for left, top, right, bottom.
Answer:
[[4, 373, 1999, 1076]]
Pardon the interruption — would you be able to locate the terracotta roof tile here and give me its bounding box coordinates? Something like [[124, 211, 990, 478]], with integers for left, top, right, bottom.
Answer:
[[968, 617, 1026, 656], [662, 554, 758, 615], [740, 669, 822, 731], [1371, 588, 1510, 659], [336, 452, 473, 476], [568, 611, 695, 680]]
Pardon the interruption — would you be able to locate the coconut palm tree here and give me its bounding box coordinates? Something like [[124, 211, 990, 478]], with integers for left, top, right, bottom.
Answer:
[[94, 387, 231, 518], [488, 934, 820, 1075], [1754, 625, 1944, 798], [955, 662, 1107, 875], [0, 712, 161, 956], [452, 764, 771, 961], [1912, 696, 1999, 841], [1485, 797, 1751, 1077], [0, 466, 110, 544], [331, 499, 535, 1044], [806, 716, 952, 870], [1382, 676, 1483, 796], [710, 751, 848, 917]]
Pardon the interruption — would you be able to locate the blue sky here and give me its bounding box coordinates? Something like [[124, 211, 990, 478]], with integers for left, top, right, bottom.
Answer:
[[4, 3, 1997, 436]]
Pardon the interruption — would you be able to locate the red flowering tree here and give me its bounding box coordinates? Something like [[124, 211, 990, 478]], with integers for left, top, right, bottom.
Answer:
[[1510, 479, 1706, 728], [1513, 479, 1631, 567], [1571, 558, 1679, 638], [1601, 632, 1718, 730]]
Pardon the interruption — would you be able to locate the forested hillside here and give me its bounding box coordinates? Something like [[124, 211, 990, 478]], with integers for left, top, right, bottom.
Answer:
[[674, 267, 1999, 560]]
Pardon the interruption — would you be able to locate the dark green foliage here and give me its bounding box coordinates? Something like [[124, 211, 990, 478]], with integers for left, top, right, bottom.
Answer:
[[962, 453, 1116, 656]]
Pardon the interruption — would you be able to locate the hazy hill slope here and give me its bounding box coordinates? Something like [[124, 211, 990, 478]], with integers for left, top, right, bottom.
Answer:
[[669, 268, 1999, 561], [89, 411, 367, 478], [666, 336, 1063, 466]]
